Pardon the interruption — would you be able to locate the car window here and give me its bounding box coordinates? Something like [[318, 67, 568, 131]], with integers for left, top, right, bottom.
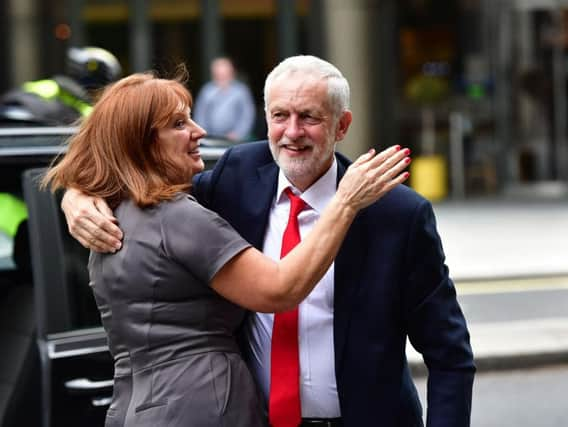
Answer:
[[0, 190, 28, 271], [0, 130, 67, 274], [0, 231, 14, 270]]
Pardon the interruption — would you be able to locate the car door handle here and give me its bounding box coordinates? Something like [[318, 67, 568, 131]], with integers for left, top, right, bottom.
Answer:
[[64, 378, 114, 391], [91, 396, 112, 407]]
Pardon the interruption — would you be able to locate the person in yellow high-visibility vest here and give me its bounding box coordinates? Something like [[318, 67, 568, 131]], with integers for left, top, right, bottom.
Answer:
[[0, 193, 27, 238], [0, 46, 122, 126], [0, 193, 33, 279]]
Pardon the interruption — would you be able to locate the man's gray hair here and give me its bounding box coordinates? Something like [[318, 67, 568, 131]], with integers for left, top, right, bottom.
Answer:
[[263, 55, 350, 119]]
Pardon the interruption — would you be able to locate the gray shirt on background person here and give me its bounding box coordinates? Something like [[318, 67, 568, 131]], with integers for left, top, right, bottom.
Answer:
[[193, 80, 256, 141]]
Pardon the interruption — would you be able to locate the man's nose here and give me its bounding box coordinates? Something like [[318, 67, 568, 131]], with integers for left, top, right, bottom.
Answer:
[[284, 116, 304, 140]]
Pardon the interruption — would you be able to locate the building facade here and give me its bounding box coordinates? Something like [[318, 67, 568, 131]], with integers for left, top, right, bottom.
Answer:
[[2, 0, 567, 200]]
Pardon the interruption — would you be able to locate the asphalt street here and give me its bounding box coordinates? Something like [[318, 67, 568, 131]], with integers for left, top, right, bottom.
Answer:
[[414, 364, 568, 427]]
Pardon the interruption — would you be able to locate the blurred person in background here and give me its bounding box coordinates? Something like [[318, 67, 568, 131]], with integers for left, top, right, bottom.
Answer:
[[193, 56, 256, 141], [0, 46, 122, 126]]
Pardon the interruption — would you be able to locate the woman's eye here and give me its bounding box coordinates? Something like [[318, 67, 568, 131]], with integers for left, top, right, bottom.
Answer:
[[175, 120, 185, 128]]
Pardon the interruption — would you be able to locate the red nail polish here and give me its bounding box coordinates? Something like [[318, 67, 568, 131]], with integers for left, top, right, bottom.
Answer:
[[405, 157, 412, 164], [403, 171, 410, 178], [395, 145, 401, 151], [404, 148, 411, 155]]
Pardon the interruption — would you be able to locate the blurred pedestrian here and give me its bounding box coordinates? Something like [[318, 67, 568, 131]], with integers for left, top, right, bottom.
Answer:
[[0, 46, 122, 126], [193, 56, 256, 141]]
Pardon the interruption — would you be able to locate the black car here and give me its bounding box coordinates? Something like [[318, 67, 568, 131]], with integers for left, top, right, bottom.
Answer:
[[0, 127, 234, 427]]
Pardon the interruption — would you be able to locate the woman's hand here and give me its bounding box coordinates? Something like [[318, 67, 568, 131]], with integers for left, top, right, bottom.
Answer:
[[335, 145, 411, 213], [61, 188, 123, 252]]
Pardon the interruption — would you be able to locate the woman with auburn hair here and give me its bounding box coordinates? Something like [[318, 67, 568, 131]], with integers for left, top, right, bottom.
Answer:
[[43, 69, 410, 427]]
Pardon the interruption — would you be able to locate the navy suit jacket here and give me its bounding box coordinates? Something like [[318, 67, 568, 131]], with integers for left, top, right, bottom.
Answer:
[[193, 141, 475, 427]]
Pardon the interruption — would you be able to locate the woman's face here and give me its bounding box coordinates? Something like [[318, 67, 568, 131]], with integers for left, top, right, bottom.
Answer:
[[156, 107, 206, 181]]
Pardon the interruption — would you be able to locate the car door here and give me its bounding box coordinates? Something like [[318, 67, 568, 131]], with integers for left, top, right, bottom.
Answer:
[[23, 166, 112, 427], [0, 127, 76, 427]]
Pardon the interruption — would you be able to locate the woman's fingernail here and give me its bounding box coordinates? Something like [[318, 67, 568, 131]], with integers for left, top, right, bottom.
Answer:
[[403, 171, 410, 178], [404, 148, 411, 155], [395, 145, 401, 151], [405, 157, 412, 164]]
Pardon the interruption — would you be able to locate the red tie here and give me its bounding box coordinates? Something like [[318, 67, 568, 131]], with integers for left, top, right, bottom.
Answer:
[[269, 188, 306, 427]]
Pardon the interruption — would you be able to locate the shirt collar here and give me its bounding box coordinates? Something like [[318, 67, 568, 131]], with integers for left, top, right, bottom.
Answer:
[[276, 157, 338, 213]]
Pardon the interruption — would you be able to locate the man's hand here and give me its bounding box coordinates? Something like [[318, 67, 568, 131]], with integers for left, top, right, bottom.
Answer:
[[61, 189, 123, 253]]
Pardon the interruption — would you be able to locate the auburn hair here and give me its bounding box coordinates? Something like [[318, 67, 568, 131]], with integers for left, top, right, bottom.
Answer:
[[43, 69, 194, 208]]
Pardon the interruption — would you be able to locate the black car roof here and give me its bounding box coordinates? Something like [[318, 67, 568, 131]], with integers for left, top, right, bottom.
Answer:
[[0, 126, 231, 159]]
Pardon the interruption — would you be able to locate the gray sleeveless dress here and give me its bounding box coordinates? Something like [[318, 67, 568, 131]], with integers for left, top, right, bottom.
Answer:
[[88, 194, 266, 427]]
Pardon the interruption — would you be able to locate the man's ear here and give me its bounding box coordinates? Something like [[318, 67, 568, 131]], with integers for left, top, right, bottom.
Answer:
[[335, 110, 352, 142]]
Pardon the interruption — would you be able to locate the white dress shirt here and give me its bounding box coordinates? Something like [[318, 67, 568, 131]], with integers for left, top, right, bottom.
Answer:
[[242, 159, 341, 418]]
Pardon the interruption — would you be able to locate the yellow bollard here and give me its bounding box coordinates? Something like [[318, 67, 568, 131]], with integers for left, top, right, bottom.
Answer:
[[409, 155, 448, 202]]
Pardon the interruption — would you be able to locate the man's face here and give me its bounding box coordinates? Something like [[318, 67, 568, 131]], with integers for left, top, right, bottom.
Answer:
[[266, 73, 346, 191]]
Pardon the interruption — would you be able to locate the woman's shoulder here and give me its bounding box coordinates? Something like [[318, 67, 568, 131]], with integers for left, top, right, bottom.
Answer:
[[115, 194, 202, 222], [158, 193, 217, 223], [161, 193, 200, 211], [158, 193, 244, 253]]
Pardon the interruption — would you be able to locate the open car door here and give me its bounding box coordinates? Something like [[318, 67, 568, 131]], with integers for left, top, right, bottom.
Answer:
[[23, 167, 112, 427]]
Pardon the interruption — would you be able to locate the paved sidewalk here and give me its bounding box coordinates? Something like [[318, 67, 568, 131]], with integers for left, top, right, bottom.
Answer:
[[408, 314, 568, 375], [408, 200, 568, 375], [433, 200, 568, 281]]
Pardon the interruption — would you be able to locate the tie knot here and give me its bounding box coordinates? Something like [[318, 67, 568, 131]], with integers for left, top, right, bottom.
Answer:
[[284, 188, 306, 217]]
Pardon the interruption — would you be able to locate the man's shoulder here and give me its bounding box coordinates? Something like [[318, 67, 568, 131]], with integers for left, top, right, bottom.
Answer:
[[333, 151, 427, 212], [370, 184, 430, 217], [203, 140, 274, 183], [194, 141, 271, 186], [388, 183, 427, 203], [228, 140, 272, 160]]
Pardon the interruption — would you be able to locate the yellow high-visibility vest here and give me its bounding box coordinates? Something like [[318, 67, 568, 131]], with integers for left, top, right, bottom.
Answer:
[[0, 193, 27, 237], [22, 79, 93, 116]]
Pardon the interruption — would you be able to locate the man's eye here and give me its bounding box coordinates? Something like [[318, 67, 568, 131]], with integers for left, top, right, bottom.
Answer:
[[303, 115, 320, 124]]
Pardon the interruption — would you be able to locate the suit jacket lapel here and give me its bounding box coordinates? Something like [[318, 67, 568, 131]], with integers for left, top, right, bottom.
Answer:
[[241, 161, 279, 249], [333, 157, 367, 372]]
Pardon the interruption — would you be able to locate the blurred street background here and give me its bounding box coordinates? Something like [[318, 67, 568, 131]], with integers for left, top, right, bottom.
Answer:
[[411, 199, 568, 427], [1, 0, 567, 425], [2, 0, 568, 191]]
